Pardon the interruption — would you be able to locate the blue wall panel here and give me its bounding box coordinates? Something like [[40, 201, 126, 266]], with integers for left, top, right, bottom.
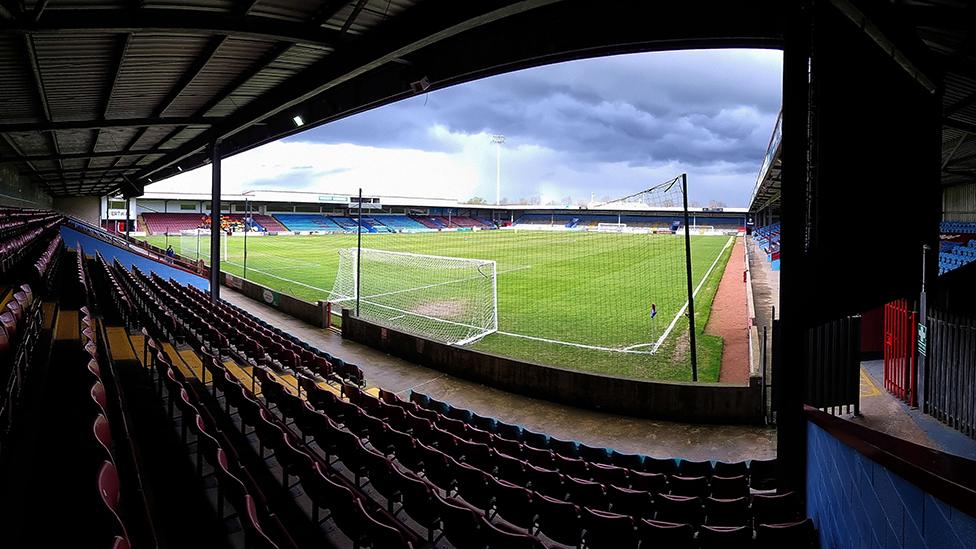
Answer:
[[61, 226, 208, 290], [807, 422, 976, 549]]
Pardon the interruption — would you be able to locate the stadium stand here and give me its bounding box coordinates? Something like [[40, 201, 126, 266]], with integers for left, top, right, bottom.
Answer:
[[752, 223, 781, 271], [370, 215, 434, 232], [940, 221, 976, 234], [252, 214, 289, 232], [0, 204, 816, 547], [412, 215, 447, 229], [141, 213, 205, 235], [939, 240, 976, 275], [272, 213, 345, 232]]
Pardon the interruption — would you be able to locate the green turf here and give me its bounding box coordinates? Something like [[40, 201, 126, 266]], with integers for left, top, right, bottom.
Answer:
[[142, 230, 734, 382]]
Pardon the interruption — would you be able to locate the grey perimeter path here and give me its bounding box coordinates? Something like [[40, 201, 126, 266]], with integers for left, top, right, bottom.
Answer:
[[222, 289, 776, 462]]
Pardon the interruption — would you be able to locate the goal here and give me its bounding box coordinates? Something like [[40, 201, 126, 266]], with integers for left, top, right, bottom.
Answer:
[[596, 222, 627, 233], [328, 248, 498, 346], [179, 229, 227, 262]]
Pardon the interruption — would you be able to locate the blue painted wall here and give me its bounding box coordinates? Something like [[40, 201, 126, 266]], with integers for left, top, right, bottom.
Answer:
[[61, 226, 209, 290], [807, 422, 976, 549]]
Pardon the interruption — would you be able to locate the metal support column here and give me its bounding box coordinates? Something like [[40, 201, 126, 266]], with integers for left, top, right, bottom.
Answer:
[[210, 140, 221, 302], [777, 0, 812, 498], [355, 188, 363, 317], [681, 173, 698, 381]]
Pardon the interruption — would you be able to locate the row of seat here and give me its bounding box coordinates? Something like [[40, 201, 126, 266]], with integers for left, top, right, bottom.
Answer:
[[179, 279, 365, 386], [285, 380, 811, 547], [133, 300, 421, 547], [0, 218, 61, 275], [103, 254, 813, 548], [370, 389, 785, 510], [409, 391, 776, 487], [136, 270, 364, 388], [82, 310, 132, 549]]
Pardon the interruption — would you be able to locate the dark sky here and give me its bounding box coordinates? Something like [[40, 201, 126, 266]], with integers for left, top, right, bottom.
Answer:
[[153, 49, 782, 206]]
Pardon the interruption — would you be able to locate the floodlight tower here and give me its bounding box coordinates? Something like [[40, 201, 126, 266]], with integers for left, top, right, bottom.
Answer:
[[490, 134, 505, 205]]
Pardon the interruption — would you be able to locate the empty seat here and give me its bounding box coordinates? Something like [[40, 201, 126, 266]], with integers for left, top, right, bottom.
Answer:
[[434, 490, 483, 548], [638, 519, 696, 549], [642, 456, 678, 476], [490, 476, 536, 532], [676, 459, 713, 477], [756, 518, 815, 549], [607, 484, 654, 519], [713, 460, 749, 478], [710, 474, 750, 499], [610, 450, 643, 470], [581, 507, 638, 549], [705, 496, 750, 527], [669, 475, 709, 498], [655, 494, 704, 526], [749, 458, 778, 491], [629, 470, 668, 494], [753, 492, 802, 525], [699, 525, 754, 548], [534, 492, 581, 547]]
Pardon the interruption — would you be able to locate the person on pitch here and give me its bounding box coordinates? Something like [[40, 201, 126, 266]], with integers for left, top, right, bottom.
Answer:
[[649, 303, 657, 337]]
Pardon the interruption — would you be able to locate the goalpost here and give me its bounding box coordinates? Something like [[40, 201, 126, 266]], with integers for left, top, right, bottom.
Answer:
[[328, 248, 498, 346], [179, 229, 227, 262], [596, 222, 627, 233]]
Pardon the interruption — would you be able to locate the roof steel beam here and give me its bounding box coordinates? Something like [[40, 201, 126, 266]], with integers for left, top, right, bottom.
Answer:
[[0, 116, 215, 133], [2, 9, 341, 49], [0, 148, 162, 163], [137, 0, 564, 181]]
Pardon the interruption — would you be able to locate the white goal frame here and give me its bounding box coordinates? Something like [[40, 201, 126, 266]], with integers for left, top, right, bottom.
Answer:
[[596, 222, 627, 233], [329, 248, 498, 346], [179, 229, 227, 261]]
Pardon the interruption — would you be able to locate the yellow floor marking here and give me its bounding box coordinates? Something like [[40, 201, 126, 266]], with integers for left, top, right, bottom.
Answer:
[[106, 327, 136, 361], [224, 360, 261, 395], [55, 310, 79, 341], [42, 302, 57, 330], [365, 387, 380, 398], [128, 334, 148, 368], [178, 349, 206, 380], [317, 382, 341, 396], [0, 288, 12, 311], [860, 369, 882, 397], [161, 342, 194, 380], [275, 373, 301, 396]]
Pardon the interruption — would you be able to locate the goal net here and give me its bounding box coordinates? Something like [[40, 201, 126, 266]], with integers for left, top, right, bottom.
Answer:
[[596, 222, 627, 233], [328, 248, 498, 346], [179, 229, 228, 262]]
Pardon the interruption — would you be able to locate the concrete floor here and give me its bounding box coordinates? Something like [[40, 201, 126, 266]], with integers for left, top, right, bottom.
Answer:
[[221, 288, 777, 462]]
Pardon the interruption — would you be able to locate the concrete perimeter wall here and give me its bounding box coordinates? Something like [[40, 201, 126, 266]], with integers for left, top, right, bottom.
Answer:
[[342, 311, 763, 423], [222, 272, 329, 328]]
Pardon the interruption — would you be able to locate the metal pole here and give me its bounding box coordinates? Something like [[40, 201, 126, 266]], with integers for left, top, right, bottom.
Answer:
[[496, 142, 501, 205], [918, 243, 929, 410], [356, 188, 363, 317], [681, 173, 699, 381], [210, 140, 221, 302], [243, 198, 248, 279]]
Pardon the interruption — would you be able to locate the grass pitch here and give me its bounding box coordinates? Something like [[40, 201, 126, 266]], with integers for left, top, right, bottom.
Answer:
[[144, 230, 733, 382]]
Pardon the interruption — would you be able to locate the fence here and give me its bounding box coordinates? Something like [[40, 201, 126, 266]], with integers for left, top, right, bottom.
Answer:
[[884, 298, 918, 406], [924, 308, 976, 438], [805, 315, 861, 415]]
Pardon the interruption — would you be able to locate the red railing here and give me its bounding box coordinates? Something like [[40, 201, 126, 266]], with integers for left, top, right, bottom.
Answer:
[[883, 299, 917, 406]]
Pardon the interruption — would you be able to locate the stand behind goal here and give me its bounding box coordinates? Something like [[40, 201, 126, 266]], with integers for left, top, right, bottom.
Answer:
[[328, 248, 498, 346]]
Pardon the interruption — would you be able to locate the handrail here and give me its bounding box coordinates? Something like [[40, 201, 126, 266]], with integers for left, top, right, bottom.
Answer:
[[805, 405, 976, 517]]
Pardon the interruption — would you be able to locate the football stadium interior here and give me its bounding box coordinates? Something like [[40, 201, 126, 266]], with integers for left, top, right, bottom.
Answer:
[[1, 1, 975, 548]]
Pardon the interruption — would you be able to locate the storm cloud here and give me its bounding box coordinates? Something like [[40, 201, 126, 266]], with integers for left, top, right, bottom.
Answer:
[[151, 49, 782, 206]]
